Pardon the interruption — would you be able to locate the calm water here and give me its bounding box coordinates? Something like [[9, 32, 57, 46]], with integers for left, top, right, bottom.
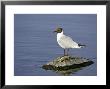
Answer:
[[14, 14, 97, 76]]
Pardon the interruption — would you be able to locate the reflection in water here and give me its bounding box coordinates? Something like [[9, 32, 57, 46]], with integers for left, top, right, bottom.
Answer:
[[54, 68, 82, 76]]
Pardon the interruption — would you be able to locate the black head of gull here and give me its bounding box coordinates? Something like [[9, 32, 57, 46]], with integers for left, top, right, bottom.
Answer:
[[54, 28, 63, 33]]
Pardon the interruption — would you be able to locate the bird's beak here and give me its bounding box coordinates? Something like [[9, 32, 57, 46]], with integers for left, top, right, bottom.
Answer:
[[53, 30, 57, 33]]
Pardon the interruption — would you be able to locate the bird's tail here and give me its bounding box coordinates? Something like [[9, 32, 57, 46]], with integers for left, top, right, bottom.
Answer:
[[78, 44, 86, 48]]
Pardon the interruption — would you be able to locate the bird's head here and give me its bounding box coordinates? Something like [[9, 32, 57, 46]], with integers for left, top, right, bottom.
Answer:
[[54, 28, 63, 33]]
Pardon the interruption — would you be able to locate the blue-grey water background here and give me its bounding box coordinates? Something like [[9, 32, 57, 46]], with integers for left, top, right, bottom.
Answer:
[[14, 14, 97, 76]]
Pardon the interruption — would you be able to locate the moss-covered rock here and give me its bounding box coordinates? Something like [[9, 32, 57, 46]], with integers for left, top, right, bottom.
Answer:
[[42, 56, 94, 71]]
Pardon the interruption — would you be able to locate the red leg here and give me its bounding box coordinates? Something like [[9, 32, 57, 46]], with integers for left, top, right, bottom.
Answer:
[[64, 49, 66, 56]]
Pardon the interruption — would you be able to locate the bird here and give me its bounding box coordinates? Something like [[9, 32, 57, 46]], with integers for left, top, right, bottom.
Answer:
[[54, 27, 86, 56]]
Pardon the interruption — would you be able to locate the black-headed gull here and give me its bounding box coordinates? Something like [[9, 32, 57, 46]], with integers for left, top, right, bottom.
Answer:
[[54, 28, 85, 56]]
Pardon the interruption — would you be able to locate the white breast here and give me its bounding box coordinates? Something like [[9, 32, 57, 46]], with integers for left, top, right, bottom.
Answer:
[[57, 32, 65, 48]]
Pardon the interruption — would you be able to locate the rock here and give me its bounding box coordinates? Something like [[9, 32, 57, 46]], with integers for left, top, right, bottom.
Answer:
[[42, 56, 94, 71]]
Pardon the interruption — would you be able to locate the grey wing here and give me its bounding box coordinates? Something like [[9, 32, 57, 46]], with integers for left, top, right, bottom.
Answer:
[[60, 35, 79, 48]]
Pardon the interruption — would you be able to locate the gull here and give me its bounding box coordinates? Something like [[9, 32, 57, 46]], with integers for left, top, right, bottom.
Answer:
[[54, 28, 85, 56]]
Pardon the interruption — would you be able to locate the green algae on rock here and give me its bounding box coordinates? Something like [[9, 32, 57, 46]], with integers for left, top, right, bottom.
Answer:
[[42, 56, 94, 71]]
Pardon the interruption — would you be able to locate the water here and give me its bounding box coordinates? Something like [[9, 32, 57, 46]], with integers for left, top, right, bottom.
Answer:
[[14, 14, 97, 76]]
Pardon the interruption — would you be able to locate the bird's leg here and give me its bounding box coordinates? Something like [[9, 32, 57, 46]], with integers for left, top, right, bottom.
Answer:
[[64, 49, 66, 56]]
